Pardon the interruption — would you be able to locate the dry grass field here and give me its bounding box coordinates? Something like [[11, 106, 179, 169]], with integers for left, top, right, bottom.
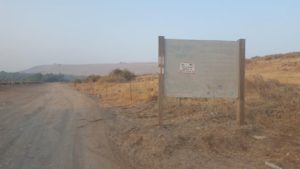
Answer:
[[247, 52, 300, 84], [74, 75, 158, 107], [74, 53, 300, 169]]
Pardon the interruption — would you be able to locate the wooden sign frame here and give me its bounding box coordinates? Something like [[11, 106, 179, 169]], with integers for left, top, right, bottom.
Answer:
[[157, 36, 245, 126]]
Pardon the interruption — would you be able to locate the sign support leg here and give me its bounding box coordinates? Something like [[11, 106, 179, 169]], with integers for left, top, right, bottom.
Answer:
[[237, 39, 246, 126], [158, 36, 165, 126]]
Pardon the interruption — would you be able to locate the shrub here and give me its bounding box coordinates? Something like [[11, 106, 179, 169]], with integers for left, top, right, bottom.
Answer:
[[104, 69, 136, 82], [252, 75, 281, 99], [74, 79, 82, 83], [84, 75, 102, 82]]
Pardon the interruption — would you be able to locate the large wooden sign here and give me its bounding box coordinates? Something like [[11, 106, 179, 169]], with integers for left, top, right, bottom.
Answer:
[[158, 36, 245, 126]]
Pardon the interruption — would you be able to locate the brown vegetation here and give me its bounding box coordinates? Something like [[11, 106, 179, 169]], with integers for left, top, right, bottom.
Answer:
[[247, 52, 300, 84], [74, 53, 300, 168]]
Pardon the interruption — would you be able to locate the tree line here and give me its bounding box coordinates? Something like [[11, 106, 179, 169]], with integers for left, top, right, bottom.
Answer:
[[0, 71, 83, 83]]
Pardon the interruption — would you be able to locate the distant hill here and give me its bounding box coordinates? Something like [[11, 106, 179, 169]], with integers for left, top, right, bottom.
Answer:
[[21, 52, 300, 83], [22, 62, 158, 76]]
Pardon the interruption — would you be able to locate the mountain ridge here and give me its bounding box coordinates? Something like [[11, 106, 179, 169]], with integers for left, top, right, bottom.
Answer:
[[22, 62, 158, 76]]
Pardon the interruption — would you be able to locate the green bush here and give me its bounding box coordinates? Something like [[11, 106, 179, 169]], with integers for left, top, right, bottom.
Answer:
[[105, 69, 136, 82], [74, 79, 82, 83], [84, 75, 102, 82]]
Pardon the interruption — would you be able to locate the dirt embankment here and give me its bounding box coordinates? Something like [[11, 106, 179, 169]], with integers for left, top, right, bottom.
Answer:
[[74, 54, 300, 169], [102, 92, 300, 169], [75, 79, 300, 168]]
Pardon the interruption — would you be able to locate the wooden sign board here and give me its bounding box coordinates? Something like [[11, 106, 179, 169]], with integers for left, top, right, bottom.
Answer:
[[158, 37, 245, 126], [164, 39, 240, 98]]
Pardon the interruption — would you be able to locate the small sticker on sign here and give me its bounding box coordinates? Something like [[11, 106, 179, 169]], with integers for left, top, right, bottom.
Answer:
[[179, 62, 195, 73]]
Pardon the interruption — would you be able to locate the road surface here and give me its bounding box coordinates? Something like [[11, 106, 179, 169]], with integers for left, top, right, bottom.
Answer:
[[0, 83, 124, 169]]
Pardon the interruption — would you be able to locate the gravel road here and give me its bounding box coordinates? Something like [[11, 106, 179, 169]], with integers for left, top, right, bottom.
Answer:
[[0, 83, 124, 169]]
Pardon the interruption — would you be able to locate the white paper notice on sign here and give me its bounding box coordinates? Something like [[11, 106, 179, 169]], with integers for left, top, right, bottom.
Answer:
[[179, 62, 195, 73]]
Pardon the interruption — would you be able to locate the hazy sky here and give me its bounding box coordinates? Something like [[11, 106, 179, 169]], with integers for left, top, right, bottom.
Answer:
[[1, 0, 300, 72]]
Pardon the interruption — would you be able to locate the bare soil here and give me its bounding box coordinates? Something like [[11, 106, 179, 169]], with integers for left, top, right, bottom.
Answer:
[[0, 83, 127, 169]]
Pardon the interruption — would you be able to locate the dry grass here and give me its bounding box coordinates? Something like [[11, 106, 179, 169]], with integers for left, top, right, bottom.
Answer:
[[74, 75, 159, 107], [247, 53, 300, 84], [74, 53, 300, 169], [99, 74, 300, 169], [75, 53, 300, 107], [73, 54, 300, 131]]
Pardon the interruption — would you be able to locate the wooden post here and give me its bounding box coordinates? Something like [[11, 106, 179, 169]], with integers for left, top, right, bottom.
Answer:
[[237, 39, 246, 126], [158, 36, 165, 126]]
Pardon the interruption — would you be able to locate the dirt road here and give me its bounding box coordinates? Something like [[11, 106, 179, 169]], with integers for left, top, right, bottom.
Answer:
[[0, 83, 125, 169]]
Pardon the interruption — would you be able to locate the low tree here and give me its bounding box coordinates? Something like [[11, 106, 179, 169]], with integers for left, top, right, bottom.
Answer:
[[107, 69, 136, 82], [85, 75, 102, 82]]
